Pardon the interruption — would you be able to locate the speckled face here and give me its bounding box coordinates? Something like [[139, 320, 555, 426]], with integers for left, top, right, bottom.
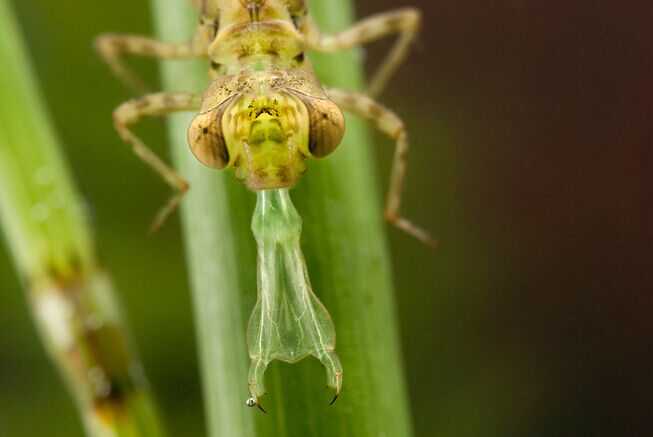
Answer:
[[225, 92, 310, 190]]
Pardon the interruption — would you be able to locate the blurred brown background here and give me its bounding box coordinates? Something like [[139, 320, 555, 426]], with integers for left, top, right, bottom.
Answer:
[[1, 0, 651, 436]]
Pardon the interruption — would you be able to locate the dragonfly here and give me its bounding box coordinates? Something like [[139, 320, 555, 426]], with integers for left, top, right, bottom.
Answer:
[[97, 0, 432, 411]]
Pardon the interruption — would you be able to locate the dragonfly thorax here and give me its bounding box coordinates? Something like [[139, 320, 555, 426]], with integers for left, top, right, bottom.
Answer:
[[210, 0, 304, 71], [210, 21, 304, 72]]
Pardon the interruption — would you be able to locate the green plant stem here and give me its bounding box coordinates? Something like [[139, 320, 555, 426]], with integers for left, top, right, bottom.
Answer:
[[0, 2, 165, 436], [152, 4, 256, 435], [153, 1, 414, 436]]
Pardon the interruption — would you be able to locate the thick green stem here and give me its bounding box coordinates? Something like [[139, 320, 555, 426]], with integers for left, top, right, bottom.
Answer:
[[153, 1, 414, 436], [0, 2, 165, 436], [152, 3, 256, 436]]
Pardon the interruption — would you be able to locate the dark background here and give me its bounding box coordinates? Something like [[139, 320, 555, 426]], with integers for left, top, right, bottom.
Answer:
[[1, 1, 651, 436]]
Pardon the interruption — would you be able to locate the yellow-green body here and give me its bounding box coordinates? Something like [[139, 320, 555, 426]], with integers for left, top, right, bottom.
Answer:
[[188, 0, 345, 190]]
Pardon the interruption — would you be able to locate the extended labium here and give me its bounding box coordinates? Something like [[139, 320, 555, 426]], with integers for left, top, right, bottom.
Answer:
[[248, 189, 342, 408]]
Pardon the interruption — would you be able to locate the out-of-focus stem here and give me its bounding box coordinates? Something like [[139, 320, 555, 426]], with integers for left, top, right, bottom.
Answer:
[[0, 2, 165, 436]]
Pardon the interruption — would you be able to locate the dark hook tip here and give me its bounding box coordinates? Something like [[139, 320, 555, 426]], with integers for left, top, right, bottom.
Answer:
[[247, 396, 268, 413], [246, 396, 267, 414], [329, 394, 339, 406]]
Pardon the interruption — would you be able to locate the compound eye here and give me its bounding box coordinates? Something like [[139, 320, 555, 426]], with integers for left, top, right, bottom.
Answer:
[[303, 97, 345, 158], [188, 109, 230, 169]]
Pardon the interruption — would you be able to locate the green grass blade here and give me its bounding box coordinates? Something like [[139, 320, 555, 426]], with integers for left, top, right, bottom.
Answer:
[[151, 1, 414, 436], [151, 4, 257, 437], [0, 2, 166, 436]]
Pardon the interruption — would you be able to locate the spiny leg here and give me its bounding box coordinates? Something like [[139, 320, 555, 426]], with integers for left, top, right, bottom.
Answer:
[[328, 88, 436, 247], [95, 33, 208, 93], [113, 92, 201, 231], [304, 8, 421, 97]]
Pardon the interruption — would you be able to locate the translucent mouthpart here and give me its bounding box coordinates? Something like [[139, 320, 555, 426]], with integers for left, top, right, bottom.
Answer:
[[247, 189, 342, 403]]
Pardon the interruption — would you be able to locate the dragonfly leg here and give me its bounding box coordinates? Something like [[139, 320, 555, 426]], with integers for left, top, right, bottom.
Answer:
[[304, 8, 421, 97], [95, 33, 208, 93], [113, 92, 201, 231], [327, 88, 436, 248]]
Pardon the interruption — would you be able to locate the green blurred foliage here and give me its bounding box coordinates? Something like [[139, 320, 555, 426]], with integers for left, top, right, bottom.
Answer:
[[2, 1, 651, 436], [2, 1, 202, 435]]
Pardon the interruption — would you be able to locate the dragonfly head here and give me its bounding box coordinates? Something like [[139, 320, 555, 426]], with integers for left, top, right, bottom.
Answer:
[[188, 90, 344, 191]]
